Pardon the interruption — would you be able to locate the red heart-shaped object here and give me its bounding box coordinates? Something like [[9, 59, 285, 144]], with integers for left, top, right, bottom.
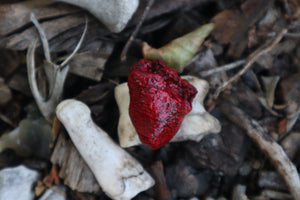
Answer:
[[128, 59, 197, 149]]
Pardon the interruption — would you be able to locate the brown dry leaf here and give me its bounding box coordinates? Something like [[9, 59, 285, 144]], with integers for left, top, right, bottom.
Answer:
[[211, 0, 273, 57], [278, 118, 287, 135], [44, 164, 60, 186]]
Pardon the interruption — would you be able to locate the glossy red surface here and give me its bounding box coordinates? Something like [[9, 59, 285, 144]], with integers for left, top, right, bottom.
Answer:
[[128, 59, 197, 149]]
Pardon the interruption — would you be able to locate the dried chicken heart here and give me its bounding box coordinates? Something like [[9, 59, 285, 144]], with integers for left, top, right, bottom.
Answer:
[[128, 59, 197, 149]]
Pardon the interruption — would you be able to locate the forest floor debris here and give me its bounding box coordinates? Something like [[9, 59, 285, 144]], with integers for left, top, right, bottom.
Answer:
[[0, 0, 300, 199]]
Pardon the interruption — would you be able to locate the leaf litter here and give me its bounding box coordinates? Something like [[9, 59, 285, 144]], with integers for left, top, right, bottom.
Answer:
[[0, 0, 300, 199]]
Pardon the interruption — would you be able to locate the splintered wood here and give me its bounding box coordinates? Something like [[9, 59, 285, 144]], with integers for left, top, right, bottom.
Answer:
[[51, 132, 101, 194]]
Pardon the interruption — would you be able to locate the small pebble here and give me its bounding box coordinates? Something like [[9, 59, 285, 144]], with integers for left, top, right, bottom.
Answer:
[[0, 165, 40, 200]]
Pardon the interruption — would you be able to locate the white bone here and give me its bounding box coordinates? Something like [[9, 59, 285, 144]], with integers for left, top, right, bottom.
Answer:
[[115, 75, 221, 148], [53, 0, 139, 33], [56, 100, 155, 200]]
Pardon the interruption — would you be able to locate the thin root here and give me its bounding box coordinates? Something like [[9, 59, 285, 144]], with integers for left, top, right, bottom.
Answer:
[[120, 0, 155, 62]]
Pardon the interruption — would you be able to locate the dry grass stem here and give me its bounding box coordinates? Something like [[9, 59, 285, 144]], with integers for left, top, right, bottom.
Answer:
[[214, 29, 287, 98], [200, 59, 246, 77], [26, 13, 87, 121]]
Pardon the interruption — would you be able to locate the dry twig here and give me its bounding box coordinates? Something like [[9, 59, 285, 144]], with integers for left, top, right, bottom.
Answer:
[[0, 112, 17, 128], [214, 29, 287, 98], [200, 59, 246, 77], [283, 0, 292, 16], [27, 13, 87, 122], [222, 103, 300, 200], [30, 13, 51, 63], [120, 0, 155, 62]]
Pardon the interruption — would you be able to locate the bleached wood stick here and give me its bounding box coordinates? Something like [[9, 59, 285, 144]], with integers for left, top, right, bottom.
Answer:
[[222, 104, 300, 200], [56, 100, 155, 200]]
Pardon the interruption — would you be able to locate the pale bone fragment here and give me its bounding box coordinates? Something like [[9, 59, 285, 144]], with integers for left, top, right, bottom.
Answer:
[[53, 0, 139, 32], [56, 100, 155, 200], [115, 75, 221, 148]]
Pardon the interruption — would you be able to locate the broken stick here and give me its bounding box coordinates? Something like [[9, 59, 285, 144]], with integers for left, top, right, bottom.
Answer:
[[221, 103, 300, 200]]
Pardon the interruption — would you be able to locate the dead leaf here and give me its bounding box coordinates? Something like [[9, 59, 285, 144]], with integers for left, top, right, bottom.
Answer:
[[142, 23, 214, 72], [262, 76, 280, 108], [278, 118, 287, 135], [211, 0, 273, 57]]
